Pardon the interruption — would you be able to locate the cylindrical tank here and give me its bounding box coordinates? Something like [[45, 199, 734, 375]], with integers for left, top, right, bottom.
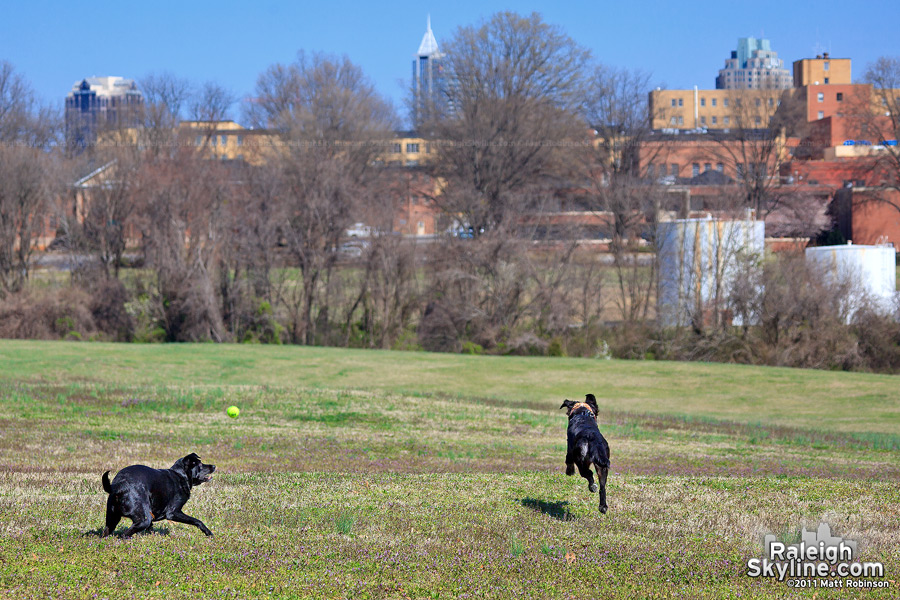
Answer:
[[804, 243, 897, 316], [657, 218, 765, 327]]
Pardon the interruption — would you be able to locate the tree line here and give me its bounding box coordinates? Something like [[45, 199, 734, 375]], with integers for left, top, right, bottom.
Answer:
[[1, 13, 900, 373]]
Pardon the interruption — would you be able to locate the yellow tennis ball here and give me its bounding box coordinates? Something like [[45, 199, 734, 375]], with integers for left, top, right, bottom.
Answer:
[[226, 406, 240, 419]]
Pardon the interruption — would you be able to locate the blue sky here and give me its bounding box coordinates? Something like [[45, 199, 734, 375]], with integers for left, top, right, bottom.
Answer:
[[2, 0, 898, 125]]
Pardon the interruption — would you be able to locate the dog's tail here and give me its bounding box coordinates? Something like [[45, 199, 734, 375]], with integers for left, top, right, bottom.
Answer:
[[102, 470, 113, 494]]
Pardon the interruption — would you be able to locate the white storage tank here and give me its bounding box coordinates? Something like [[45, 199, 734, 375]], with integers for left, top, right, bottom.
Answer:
[[804, 243, 897, 316], [657, 217, 765, 327]]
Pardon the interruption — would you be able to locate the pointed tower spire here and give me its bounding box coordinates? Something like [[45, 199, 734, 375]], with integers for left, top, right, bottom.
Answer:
[[417, 14, 440, 57]]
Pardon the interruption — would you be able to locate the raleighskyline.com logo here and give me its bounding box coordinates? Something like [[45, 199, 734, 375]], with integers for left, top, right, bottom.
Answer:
[[746, 522, 889, 590]]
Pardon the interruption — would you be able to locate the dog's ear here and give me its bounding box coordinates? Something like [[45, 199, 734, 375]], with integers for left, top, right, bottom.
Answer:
[[559, 399, 575, 414], [173, 453, 200, 473], [584, 394, 599, 415]]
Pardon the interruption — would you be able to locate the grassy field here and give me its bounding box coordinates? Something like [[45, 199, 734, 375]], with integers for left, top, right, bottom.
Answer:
[[0, 340, 898, 599]]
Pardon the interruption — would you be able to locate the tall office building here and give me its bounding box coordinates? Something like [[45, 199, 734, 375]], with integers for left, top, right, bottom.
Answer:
[[65, 76, 143, 149], [411, 16, 448, 128], [715, 38, 792, 90]]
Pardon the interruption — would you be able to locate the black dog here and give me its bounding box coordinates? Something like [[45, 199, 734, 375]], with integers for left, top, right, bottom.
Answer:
[[101, 453, 216, 538], [560, 394, 610, 513]]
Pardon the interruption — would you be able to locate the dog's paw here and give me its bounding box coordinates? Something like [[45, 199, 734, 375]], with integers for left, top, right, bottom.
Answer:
[[589, 483, 598, 493], [599, 505, 608, 514], [565, 465, 575, 476]]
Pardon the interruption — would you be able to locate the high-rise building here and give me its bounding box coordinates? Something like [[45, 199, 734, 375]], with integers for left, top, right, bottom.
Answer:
[[65, 76, 143, 149], [716, 38, 792, 90], [411, 16, 448, 128]]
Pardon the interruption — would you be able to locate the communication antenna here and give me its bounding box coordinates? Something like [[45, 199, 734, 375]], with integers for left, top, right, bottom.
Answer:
[[812, 28, 826, 56]]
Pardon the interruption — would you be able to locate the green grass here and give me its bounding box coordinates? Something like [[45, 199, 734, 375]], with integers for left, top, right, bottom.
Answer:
[[2, 339, 900, 433], [0, 341, 898, 598]]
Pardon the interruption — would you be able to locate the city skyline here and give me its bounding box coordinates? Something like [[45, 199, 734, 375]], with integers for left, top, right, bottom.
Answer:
[[1, 0, 897, 126]]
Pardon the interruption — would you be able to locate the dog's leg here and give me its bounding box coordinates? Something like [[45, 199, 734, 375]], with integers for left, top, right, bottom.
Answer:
[[565, 451, 575, 476], [102, 496, 121, 538], [576, 463, 597, 493], [121, 505, 153, 539], [170, 510, 213, 537], [598, 466, 609, 514]]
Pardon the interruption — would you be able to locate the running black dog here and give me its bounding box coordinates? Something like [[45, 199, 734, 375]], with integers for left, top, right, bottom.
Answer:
[[560, 394, 610, 513], [101, 453, 216, 538]]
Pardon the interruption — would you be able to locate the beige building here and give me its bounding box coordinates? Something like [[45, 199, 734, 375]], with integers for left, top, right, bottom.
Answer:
[[649, 88, 789, 131], [176, 121, 432, 167], [793, 53, 852, 87]]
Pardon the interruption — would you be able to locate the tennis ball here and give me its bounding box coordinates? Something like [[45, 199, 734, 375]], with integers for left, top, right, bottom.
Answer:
[[226, 405, 240, 419]]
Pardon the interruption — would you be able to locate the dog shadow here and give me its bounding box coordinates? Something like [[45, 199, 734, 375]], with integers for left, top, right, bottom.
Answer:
[[82, 526, 172, 538], [520, 498, 575, 521]]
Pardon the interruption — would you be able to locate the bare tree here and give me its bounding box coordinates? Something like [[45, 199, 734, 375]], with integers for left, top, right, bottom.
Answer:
[[0, 62, 34, 142], [76, 153, 137, 279], [0, 62, 60, 297], [708, 88, 805, 216], [581, 65, 661, 324], [424, 11, 591, 233], [0, 147, 56, 296], [247, 51, 396, 344], [188, 81, 236, 149], [860, 56, 900, 194], [138, 72, 193, 158], [133, 154, 231, 342]]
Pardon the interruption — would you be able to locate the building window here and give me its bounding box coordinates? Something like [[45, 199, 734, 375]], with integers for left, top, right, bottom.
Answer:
[[700, 116, 706, 125], [647, 164, 655, 178], [704, 163, 711, 172], [824, 77, 829, 84], [817, 111, 824, 120], [670, 116, 677, 125], [678, 116, 684, 125], [724, 116, 730, 126], [755, 116, 761, 125], [671, 99, 677, 107], [406, 143, 420, 153], [700, 98, 706, 107], [711, 116, 717, 125], [195, 136, 203, 146], [220, 135, 227, 146], [817, 92, 824, 102], [678, 98, 683, 107], [237, 135, 243, 146], [824, 61, 829, 71], [670, 164, 678, 176], [716, 163, 724, 172], [723, 98, 729, 107], [692, 163, 700, 177], [711, 98, 717, 107], [391, 143, 401, 153], [836, 93, 843, 102], [755, 98, 761, 107]]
